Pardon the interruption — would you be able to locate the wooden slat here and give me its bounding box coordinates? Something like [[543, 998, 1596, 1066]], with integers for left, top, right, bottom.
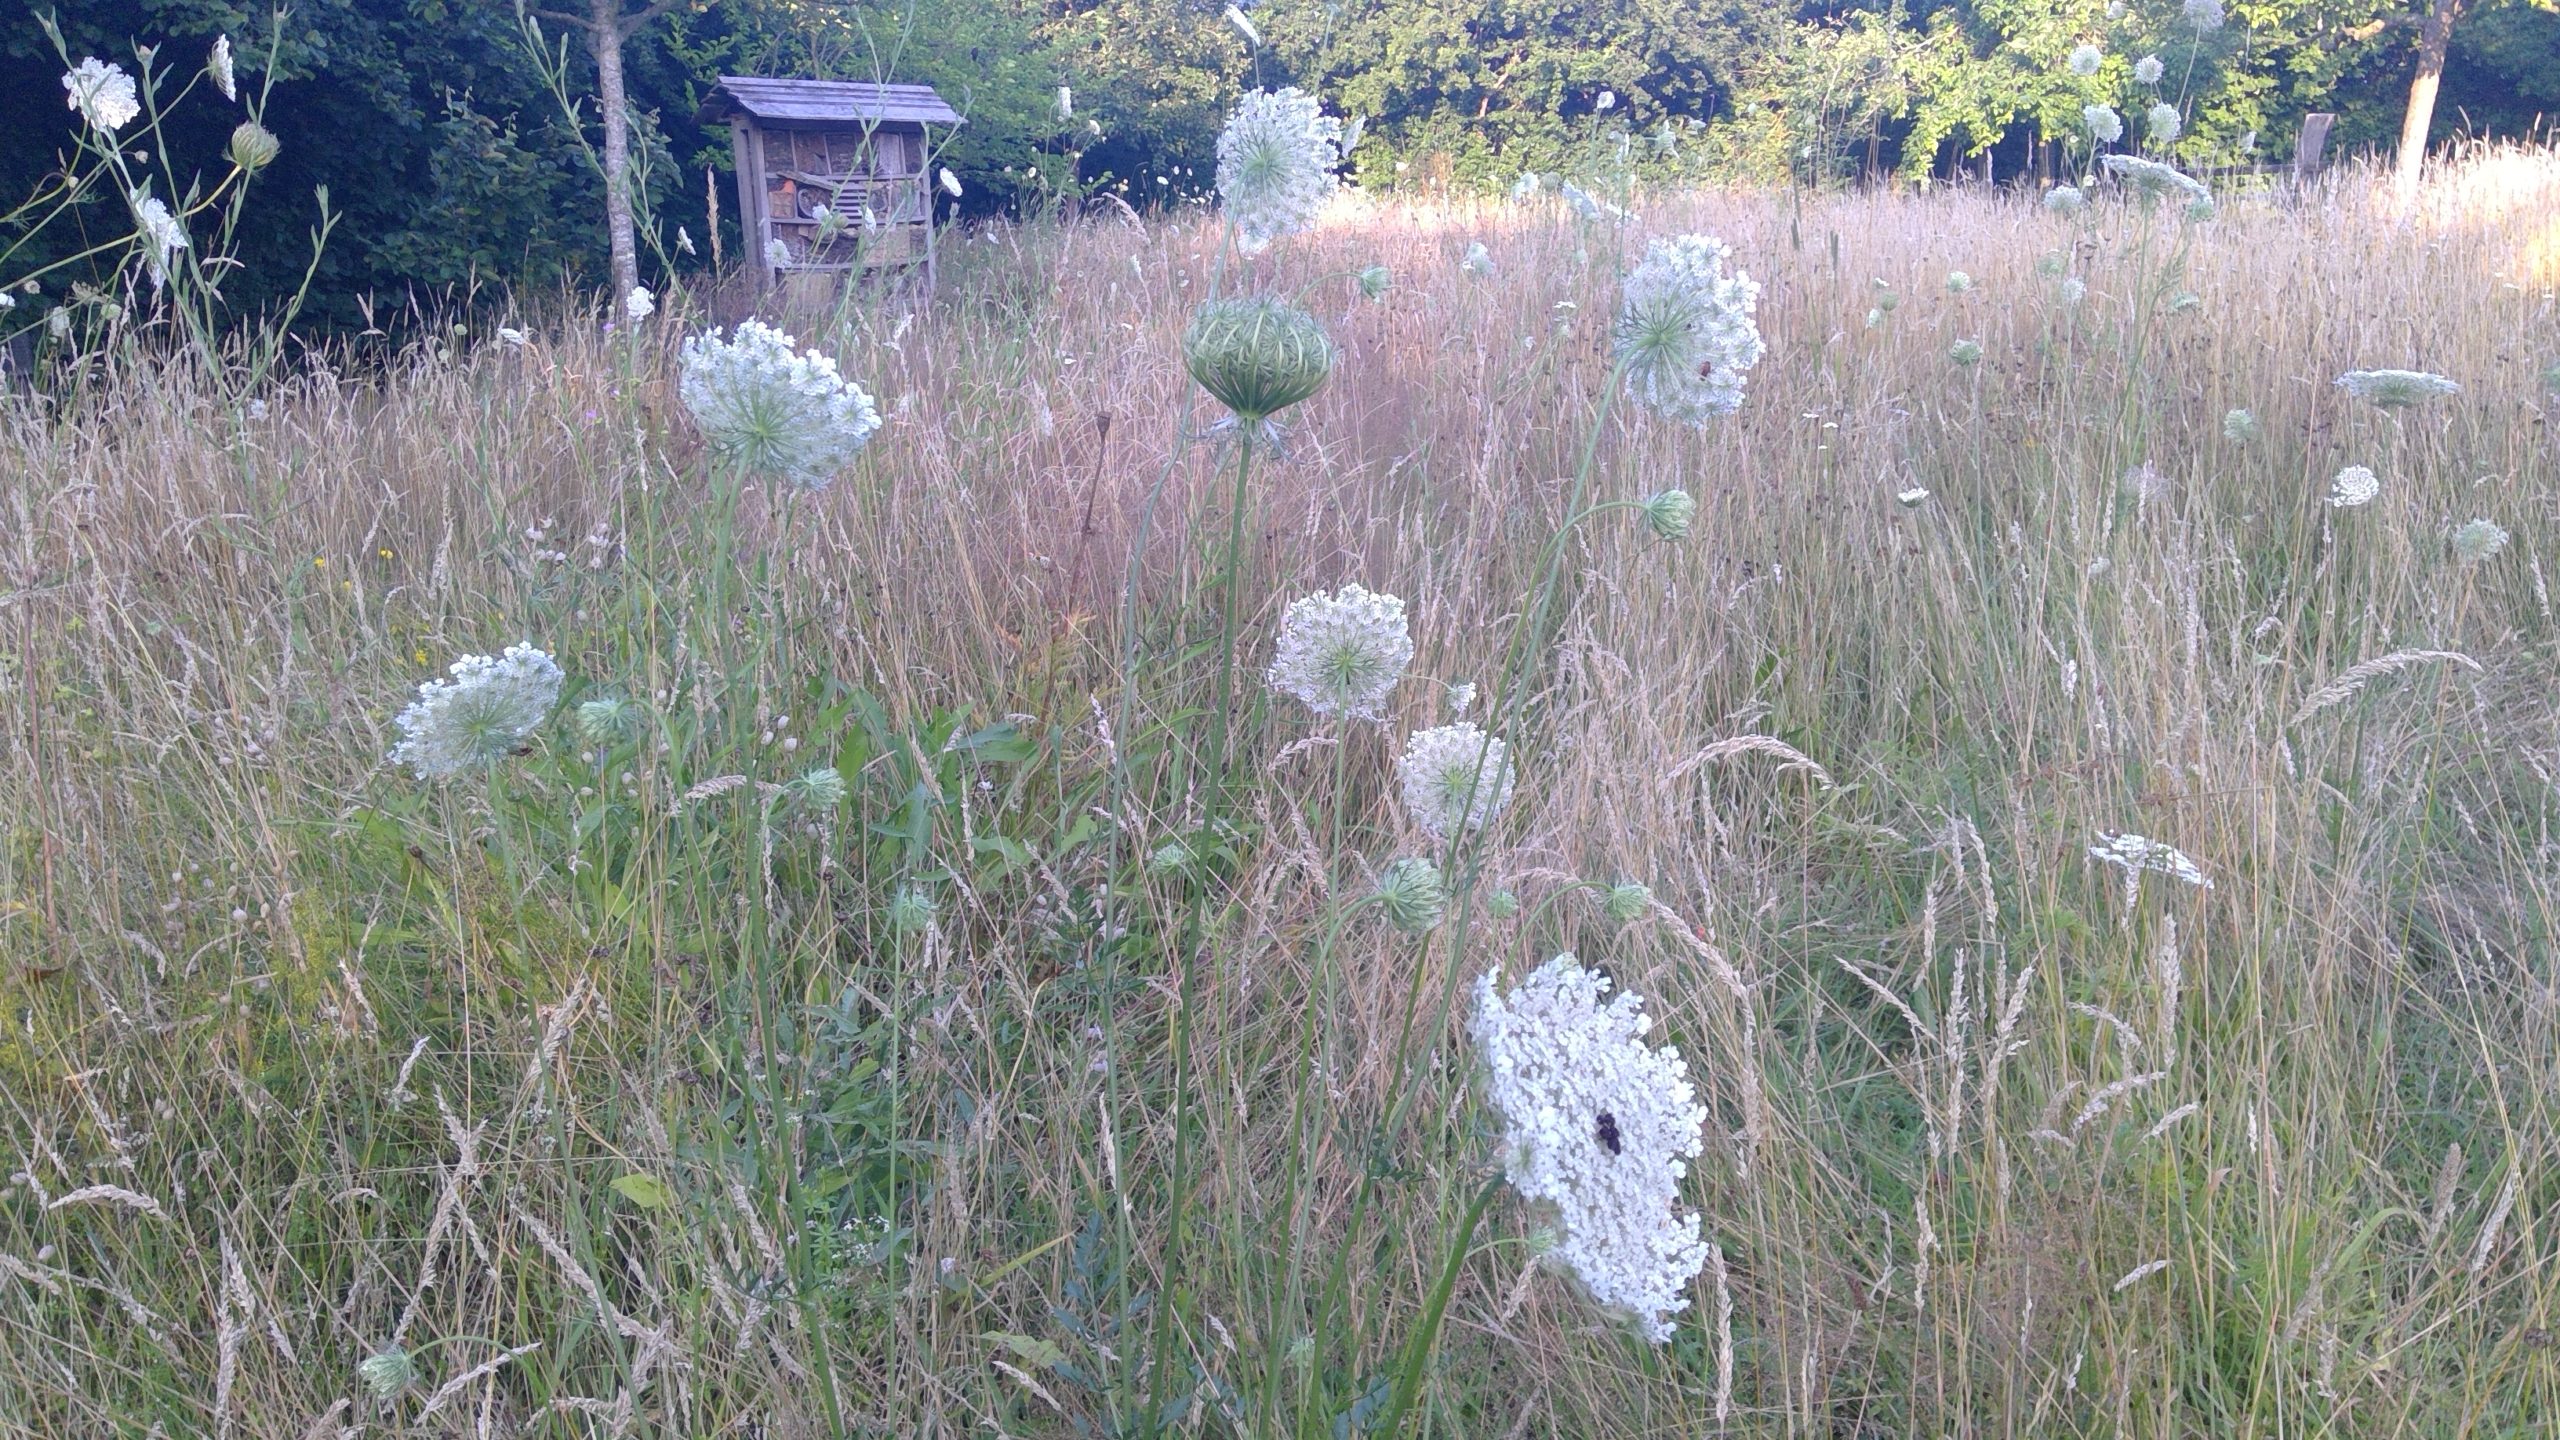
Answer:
[[706, 75, 961, 127]]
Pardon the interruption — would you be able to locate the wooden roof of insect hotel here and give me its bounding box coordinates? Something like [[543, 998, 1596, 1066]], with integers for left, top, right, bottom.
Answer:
[[702, 76, 962, 129]]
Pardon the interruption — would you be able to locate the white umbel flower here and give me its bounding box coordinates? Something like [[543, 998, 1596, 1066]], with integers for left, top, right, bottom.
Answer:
[[2184, 0, 2225, 32], [128, 189, 189, 280], [2088, 832, 2211, 892], [1616, 234, 1765, 425], [1461, 241, 1494, 275], [63, 58, 140, 133], [2327, 465, 2380, 508], [1471, 954, 1710, 1343], [623, 286, 655, 322], [1215, 87, 1343, 254], [2102, 153, 2209, 210], [389, 644, 564, 779], [2044, 184, 2086, 215], [2223, 408, 2258, 441], [2146, 103, 2182, 145], [2453, 518, 2510, 563], [1398, 722, 1516, 839], [1265, 583, 1414, 719], [2067, 44, 2103, 77], [209, 35, 237, 101], [2084, 105, 2124, 144], [2134, 54, 2163, 85], [679, 319, 883, 489], [2334, 369, 2460, 408]]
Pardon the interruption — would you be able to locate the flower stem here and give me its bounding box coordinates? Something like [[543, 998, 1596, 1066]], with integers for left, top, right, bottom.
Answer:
[[1373, 1175, 1505, 1440]]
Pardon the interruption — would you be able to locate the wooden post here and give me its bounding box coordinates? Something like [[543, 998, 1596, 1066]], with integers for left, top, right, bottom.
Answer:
[[2293, 113, 2336, 183], [731, 116, 768, 295]]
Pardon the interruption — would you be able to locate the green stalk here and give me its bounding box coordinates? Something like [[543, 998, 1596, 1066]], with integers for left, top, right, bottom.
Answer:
[[1372, 1175, 1504, 1440], [1145, 418, 1259, 1430]]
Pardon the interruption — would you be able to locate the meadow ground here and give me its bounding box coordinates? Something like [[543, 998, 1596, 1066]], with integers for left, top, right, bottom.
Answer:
[[3, 151, 2558, 1438]]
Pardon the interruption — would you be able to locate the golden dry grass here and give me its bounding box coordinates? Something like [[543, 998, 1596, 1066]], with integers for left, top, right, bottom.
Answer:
[[2, 148, 2557, 1438]]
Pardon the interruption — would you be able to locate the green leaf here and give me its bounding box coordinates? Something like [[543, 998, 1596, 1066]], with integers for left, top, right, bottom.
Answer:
[[610, 1172, 673, 1210], [982, 1331, 1069, 1372]]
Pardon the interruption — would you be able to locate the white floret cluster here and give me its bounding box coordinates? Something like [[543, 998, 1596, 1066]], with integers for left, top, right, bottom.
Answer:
[[1471, 954, 1711, 1342], [1615, 234, 1766, 425], [389, 644, 565, 779], [2088, 831, 2212, 893], [63, 58, 140, 133], [1266, 583, 1415, 720], [2327, 465, 2380, 508], [679, 319, 882, 489], [1215, 87, 1344, 254], [2102, 153, 2211, 211], [1397, 722, 1515, 839], [2334, 369, 2461, 408]]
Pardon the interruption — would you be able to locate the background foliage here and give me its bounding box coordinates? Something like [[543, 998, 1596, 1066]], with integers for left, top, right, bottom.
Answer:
[[4, 0, 2557, 326]]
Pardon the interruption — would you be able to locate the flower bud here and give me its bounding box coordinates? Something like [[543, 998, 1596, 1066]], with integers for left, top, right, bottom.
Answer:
[[1183, 296, 1335, 422], [228, 121, 280, 172], [1373, 858, 1447, 934], [1603, 881, 1653, 923], [1640, 489, 1696, 541]]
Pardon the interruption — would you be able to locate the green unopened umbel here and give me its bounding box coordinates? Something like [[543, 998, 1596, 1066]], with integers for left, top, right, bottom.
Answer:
[[1183, 296, 1337, 422]]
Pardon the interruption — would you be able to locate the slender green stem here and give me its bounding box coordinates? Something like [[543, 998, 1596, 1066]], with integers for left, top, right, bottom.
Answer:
[[1145, 419, 1259, 1431], [1373, 1175, 1504, 1440]]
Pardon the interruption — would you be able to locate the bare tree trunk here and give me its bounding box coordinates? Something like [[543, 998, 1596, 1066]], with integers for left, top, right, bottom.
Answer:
[[2393, 0, 2465, 208], [592, 0, 639, 300]]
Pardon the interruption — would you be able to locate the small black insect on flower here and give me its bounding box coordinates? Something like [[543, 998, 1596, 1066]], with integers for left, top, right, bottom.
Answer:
[[1594, 1110, 1623, 1156]]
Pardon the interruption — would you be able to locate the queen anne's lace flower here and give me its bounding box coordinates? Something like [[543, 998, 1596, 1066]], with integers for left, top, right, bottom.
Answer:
[[679, 319, 883, 489], [1373, 857, 1447, 933], [2184, 0, 2225, 32], [2089, 832, 2211, 893], [1461, 241, 1494, 275], [623, 286, 655, 322], [2334, 369, 2460, 408], [2327, 465, 2380, 508], [209, 35, 236, 101], [2146, 103, 2182, 145], [2084, 105, 2124, 145], [2454, 518, 2510, 563], [2134, 54, 2164, 85], [1265, 583, 1414, 719], [1398, 722, 1516, 839], [1215, 87, 1343, 254], [128, 190, 188, 281], [2045, 184, 2086, 215], [2067, 44, 2103, 77], [2223, 408, 2258, 441], [1616, 234, 1765, 425], [63, 58, 140, 133], [1471, 955, 1710, 1342], [1641, 489, 1697, 540], [2103, 154, 2210, 211], [389, 644, 564, 779]]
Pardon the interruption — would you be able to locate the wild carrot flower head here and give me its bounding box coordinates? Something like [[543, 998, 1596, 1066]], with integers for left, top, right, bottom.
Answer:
[[127, 190, 188, 281], [2060, 277, 2088, 307], [1357, 264, 1393, 300], [1615, 234, 1765, 425], [228, 121, 279, 171], [1641, 489, 1697, 540], [1215, 87, 1343, 253], [1461, 241, 1494, 275], [390, 644, 564, 779], [1374, 858, 1448, 934], [1265, 583, 1414, 719], [63, 58, 140, 133], [1398, 722, 1516, 839], [2084, 105, 2124, 144], [2044, 184, 2086, 215], [2067, 44, 2103, 77], [209, 35, 236, 101], [574, 696, 635, 744], [2327, 465, 2380, 508], [357, 1348, 417, 1399], [1470, 954, 1711, 1343], [1183, 296, 1336, 421], [2102, 154, 2210, 212], [2453, 518, 2510, 563], [1945, 270, 1974, 294], [2134, 53, 2163, 85], [2184, 0, 2225, 32], [2223, 408, 2258, 441], [1950, 338, 1983, 367], [2146, 103, 2182, 145], [678, 319, 882, 489], [623, 286, 654, 322], [2088, 832, 2211, 892], [2334, 369, 2460, 408]]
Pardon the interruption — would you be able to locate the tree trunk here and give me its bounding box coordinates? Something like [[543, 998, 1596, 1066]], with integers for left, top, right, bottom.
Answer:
[[591, 0, 639, 300], [2392, 0, 2465, 208]]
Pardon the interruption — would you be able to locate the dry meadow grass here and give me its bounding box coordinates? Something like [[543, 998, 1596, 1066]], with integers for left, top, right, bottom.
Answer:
[[2, 149, 2558, 1437]]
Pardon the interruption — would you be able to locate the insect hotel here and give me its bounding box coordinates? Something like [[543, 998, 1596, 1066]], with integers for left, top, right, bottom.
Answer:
[[704, 75, 961, 289]]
